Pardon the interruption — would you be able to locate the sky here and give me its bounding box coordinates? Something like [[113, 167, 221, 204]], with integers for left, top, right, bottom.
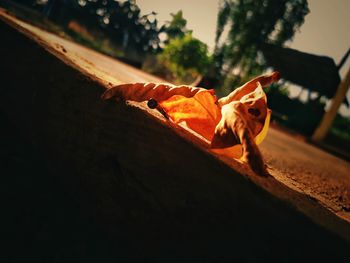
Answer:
[[137, 0, 350, 116]]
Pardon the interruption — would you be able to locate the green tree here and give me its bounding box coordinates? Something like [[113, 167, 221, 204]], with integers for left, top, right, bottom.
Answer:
[[57, 0, 162, 55], [214, 0, 309, 84], [162, 10, 190, 42], [159, 33, 211, 83]]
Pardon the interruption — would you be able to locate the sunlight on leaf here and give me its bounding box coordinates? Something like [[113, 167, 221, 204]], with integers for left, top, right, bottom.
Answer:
[[160, 90, 221, 141]]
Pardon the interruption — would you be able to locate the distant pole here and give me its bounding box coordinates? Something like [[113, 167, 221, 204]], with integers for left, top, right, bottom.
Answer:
[[312, 66, 350, 142]]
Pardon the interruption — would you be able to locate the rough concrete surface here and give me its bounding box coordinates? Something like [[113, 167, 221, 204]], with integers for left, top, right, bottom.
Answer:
[[263, 128, 350, 214]]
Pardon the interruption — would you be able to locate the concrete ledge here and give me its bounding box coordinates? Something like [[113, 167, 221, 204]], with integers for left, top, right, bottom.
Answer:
[[1, 9, 349, 261]]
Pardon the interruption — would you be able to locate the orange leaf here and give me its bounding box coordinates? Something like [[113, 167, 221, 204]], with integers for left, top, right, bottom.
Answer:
[[160, 90, 221, 141], [101, 72, 280, 175]]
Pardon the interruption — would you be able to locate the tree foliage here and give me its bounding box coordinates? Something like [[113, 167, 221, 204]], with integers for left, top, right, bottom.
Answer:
[[140, 10, 211, 84], [76, 0, 162, 54], [215, 0, 309, 80], [162, 10, 190, 42], [40, 0, 161, 55], [159, 33, 211, 82]]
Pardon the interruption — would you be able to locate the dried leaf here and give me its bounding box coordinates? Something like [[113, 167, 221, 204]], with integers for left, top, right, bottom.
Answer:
[[211, 83, 272, 175], [218, 71, 280, 106], [101, 82, 204, 102], [101, 72, 280, 176], [212, 83, 270, 148]]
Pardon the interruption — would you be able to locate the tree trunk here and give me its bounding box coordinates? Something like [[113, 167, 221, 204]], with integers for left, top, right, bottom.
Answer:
[[312, 67, 350, 142]]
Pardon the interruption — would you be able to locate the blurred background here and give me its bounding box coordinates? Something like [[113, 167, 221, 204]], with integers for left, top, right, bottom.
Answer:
[[1, 0, 349, 157]]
